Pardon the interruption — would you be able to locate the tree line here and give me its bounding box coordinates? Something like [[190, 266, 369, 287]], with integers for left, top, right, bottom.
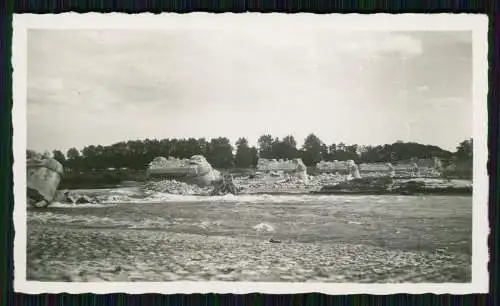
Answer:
[[28, 134, 473, 171]]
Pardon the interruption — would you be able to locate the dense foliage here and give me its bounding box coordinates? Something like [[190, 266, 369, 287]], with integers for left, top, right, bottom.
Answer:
[[29, 134, 471, 171]]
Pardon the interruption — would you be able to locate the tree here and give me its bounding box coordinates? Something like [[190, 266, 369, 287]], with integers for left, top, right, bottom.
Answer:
[[280, 135, 299, 159], [456, 138, 473, 161], [249, 147, 259, 167], [81, 145, 97, 169], [52, 150, 66, 165], [270, 137, 281, 159], [301, 133, 324, 166], [235, 137, 254, 168], [326, 144, 337, 161], [320, 144, 329, 161], [257, 134, 274, 159], [206, 137, 234, 168], [359, 145, 380, 163], [52, 135, 461, 173], [66, 147, 81, 171], [67, 148, 80, 160]]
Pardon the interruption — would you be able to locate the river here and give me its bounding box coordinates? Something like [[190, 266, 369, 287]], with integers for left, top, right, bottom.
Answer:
[[27, 191, 472, 282]]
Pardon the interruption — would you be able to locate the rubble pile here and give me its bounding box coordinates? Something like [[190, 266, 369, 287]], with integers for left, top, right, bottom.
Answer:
[[317, 177, 472, 195], [211, 174, 238, 195], [233, 174, 310, 194], [358, 162, 443, 178], [390, 178, 472, 190], [316, 160, 351, 172], [144, 179, 211, 195], [256, 158, 308, 181], [27, 154, 64, 207], [315, 160, 361, 178], [54, 190, 99, 204], [417, 168, 442, 178], [231, 171, 352, 194], [146, 155, 221, 186], [359, 163, 395, 177], [308, 173, 350, 187]]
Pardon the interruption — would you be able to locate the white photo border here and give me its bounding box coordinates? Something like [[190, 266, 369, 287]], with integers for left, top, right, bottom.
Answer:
[[12, 13, 489, 294]]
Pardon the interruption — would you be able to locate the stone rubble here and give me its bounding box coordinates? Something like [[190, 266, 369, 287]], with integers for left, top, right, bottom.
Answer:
[[256, 158, 308, 181], [144, 179, 212, 195], [316, 160, 360, 178], [27, 155, 64, 207], [146, 155, 221, 187]]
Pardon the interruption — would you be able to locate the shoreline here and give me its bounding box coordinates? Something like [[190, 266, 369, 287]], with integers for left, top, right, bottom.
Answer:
[[27, 223, 471, 283], [51, 177, 472, 205]]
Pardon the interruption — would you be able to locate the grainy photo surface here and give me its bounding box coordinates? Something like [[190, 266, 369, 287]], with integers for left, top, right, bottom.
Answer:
[[13, 13, 489, 294]]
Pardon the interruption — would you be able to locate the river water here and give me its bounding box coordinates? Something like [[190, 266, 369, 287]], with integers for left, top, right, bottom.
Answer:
[[27, 191, 472, 282]]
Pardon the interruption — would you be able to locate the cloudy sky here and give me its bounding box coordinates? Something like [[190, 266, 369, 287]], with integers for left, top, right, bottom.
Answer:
[[27, 28, 472, 153]]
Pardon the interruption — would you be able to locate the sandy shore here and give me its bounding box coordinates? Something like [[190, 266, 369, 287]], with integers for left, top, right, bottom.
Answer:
[[27, 194, 472, 283], [27, 225, 470, 282]]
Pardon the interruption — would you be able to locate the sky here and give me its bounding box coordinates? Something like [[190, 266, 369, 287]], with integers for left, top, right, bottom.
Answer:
[[27, 27, 472, 153]]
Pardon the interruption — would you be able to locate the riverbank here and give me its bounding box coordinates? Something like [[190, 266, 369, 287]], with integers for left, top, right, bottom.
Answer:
[[54, 177, 472, 205], [27, 194, 472, 282], [27, 226, 470, 282], [314, 177, 472, 195]]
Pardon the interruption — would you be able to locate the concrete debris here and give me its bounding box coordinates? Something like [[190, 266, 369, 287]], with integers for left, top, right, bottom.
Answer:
[[74, 195, 97, 204], [211, 174, 238, 196], [146, 155, 221, 187], [57, 191, 98, 204], [392, 178, 472, 190], [256, 158, 308, 182], [308, 173, 351, 187], [359, 162, 440, 178], [231, 171, 351, 194], [316, 160, 351, 172], [358, 163, 392, 172], [318, 177, 471, 195], [27, 155, 64, 207], [316, 160, 360, 178], [144, 179, 211, 195]]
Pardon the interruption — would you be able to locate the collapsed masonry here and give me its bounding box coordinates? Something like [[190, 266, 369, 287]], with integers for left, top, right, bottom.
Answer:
[[315, 160, 361, 178], [256, 158, 308, 181], [146, 155, 222, 187], [211, 173, 239, 195], [358, 161, 440, 178], [316, 157, 443, 178], [27, 155, 64, 207], [358, 163, 398, 177]]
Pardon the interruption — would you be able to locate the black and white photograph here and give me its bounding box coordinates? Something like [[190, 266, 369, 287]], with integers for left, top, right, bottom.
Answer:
[[13, 13, 488, 294]]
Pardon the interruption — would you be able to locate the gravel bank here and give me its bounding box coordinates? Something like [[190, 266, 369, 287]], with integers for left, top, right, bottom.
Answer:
[[27, 227, 470, 282], [27, 194, 472, 283]]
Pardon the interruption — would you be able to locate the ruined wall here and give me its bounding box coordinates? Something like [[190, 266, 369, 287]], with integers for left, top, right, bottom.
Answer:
[[257, 158, 308, 181], [359, 161, 441, 178], [393, 158, 443, 177], [359, 163, 395, 178], [315, 160, 360, 178], [27, 157, 64, 204], [146, 155, 221, 186], [397, 158, 443, 170], [257, 158, 303, 172], [316, 160, 350, 172], [359, 163, 392, 172]]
